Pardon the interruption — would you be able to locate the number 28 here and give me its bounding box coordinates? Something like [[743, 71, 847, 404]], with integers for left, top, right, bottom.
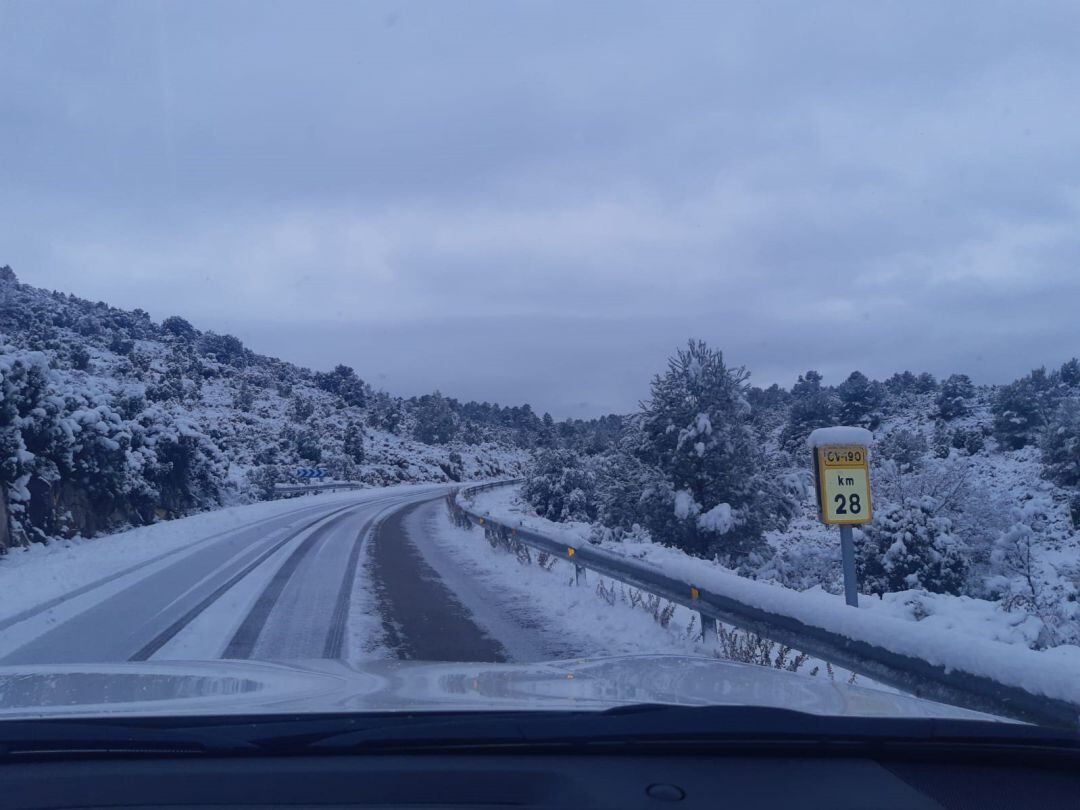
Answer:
[[834, 493, 862, 515]]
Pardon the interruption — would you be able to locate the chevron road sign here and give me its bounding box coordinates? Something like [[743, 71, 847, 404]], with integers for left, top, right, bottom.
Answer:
[[295, 468, 328, 479]]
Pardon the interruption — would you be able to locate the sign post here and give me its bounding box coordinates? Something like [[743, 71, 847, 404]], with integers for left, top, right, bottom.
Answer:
[[808, 427, 874, 608]]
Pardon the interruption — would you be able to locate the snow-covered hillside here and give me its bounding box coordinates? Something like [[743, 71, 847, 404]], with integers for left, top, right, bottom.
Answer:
[[0, 266, 545, 546]]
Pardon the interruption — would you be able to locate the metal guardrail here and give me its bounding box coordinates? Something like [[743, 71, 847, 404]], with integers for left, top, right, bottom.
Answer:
[[273, 481, 365, 496], [452, 482, 1080, 730]]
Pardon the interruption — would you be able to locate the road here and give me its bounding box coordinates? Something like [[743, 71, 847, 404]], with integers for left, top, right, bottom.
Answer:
[[0, 486, 524, 666]]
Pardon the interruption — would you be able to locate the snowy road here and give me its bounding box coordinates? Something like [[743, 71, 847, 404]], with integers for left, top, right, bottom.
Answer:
[[0, 486, 482, 665], [0, 484, 682, 669]]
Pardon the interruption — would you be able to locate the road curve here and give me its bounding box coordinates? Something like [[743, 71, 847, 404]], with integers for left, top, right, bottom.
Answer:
[[368, 500, 509, 663], [0, 486, 449, 665]]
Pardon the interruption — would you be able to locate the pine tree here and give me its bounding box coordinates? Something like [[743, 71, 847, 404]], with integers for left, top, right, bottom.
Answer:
[[1040, 398, 1080, 487], [1059, 358, 1080, 388], [630, 340, 795, 563], [536, 412, 556, 448], [857, 500, 968, 595], [836, 371, 884, 427], [413, 392, 457, 444], [342, 420, 366, 466], [936, 374, 975, 420], [993, 368, 1059, 450], [781, 370, 838, 453]]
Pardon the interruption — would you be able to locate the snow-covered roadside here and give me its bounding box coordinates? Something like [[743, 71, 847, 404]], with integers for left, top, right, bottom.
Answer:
[[0, 484, 445, 625], [427, 497, 856, 683], [467, 485, 1080, 708]]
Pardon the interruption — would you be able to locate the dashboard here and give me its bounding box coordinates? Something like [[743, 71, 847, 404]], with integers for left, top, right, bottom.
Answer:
[[3, 750, 1079, 809]]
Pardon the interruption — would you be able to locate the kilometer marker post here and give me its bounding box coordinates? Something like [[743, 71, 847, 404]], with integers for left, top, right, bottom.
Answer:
[[808, 427, 874, 608]]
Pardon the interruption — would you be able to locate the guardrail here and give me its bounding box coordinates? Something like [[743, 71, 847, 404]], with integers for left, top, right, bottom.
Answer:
[[273, 481, 365, 496], [451, 481, 1080, 730]]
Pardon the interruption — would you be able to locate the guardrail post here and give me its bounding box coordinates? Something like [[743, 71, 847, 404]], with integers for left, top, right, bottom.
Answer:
[[574, 563, 586, 586], [700, 613, 717, 642]]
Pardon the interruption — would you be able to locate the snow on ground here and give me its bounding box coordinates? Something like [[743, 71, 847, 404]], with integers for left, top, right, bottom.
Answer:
[[426, 496, 860, 685], [468, 484, 1080, 707], [0, 484, 443, 626]]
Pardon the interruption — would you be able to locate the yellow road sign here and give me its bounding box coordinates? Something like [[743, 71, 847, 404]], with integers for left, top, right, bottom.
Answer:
[[815, 444, 873, 525]]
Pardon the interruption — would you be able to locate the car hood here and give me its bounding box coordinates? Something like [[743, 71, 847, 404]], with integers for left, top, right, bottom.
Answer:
[[0, 654, 1000, 722]]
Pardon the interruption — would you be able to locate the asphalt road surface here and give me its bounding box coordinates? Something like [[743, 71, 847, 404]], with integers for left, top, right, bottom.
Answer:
[[0, 486, 516, 665]]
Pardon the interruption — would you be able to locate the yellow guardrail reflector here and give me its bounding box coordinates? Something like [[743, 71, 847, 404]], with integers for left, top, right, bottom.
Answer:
[[691, 587, 700, 600], [567, 547, 575, 558]]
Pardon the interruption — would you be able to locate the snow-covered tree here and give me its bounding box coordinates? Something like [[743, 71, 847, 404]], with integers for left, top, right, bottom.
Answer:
[[950, 426, 985, 455], [1041, 397, 1080, 487], [342, 419, 366, 466], [162, 315, 199, 340], [931, 420, 951, 459], [993, 367, 1059, 449], [287, 395, 315, 423], [781, 370, 838, 453], [628, 340, 796, 564], [836, 371, 884, 427], [197, 332, 248, 367], [314, 364, 367, 408], [412, 392, 457, 444], [522, 448, 598, 522], [857, 499, 968, 596], [885, 370, 937, 398], [876, 428, 928, 471], [936, 373, 974, 420]]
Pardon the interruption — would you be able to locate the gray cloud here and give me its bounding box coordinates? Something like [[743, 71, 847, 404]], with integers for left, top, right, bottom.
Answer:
[[3, 1, 1080, 417]]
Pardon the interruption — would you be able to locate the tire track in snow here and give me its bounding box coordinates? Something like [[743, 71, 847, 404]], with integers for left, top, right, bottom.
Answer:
[[132, 500, 376, 661]]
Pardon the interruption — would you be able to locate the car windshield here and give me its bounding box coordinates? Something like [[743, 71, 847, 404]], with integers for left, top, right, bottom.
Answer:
[[1, 1, 1078, 735]]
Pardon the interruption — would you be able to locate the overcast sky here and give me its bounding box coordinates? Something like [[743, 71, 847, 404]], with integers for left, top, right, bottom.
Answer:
[[3, 1, 1080, 418]]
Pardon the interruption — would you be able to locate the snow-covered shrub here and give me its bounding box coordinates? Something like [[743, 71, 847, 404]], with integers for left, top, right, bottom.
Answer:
[[162, 315, 199, 340], [247, 464, 281, 501], [950, 426, 985, 456], [936, 374, 974, 420], [314, 364, 367, 408], [522, 448, 598, 522], [286, 396, 315, 423], [876, 429, 928, 471], [1040, 398, 1080, 487], [931, 420, 951, 459], [857, 499, 969, 596], [197, 332, 248, 368], [985, 498, 1079, 648]]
